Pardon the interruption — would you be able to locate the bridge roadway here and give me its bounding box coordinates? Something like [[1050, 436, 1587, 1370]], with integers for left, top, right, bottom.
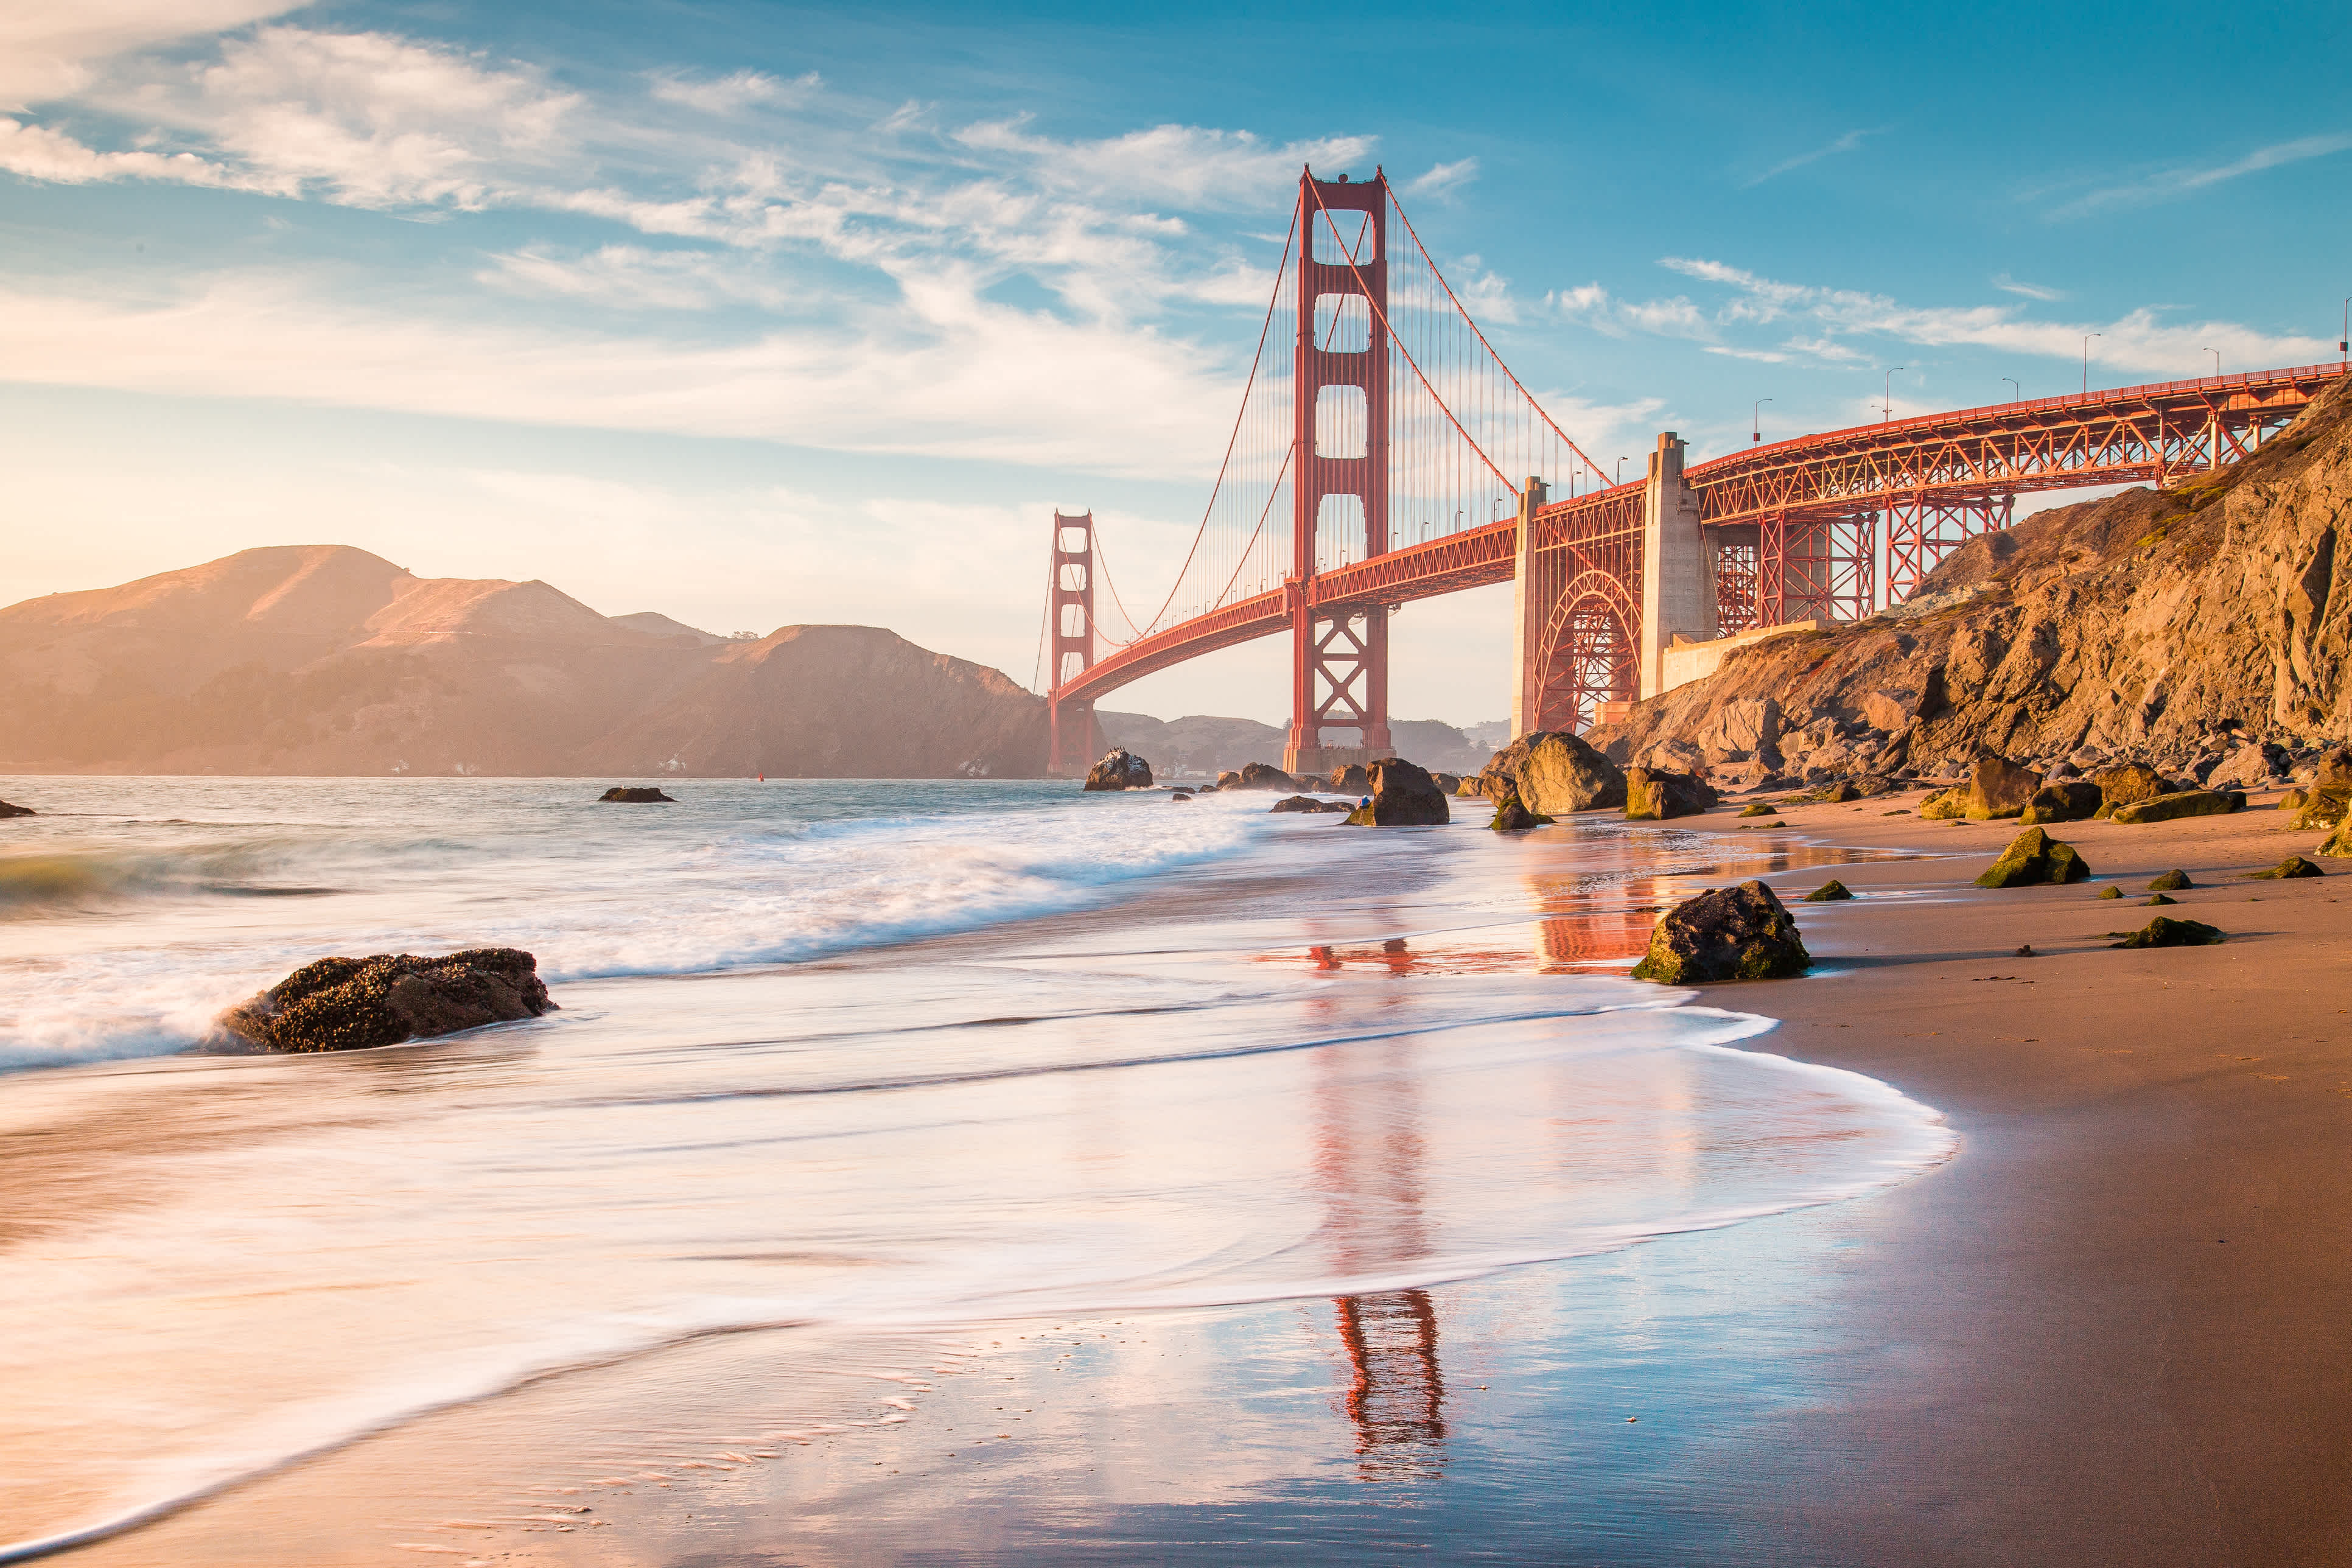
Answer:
[[1054, 361, 2346, 727]]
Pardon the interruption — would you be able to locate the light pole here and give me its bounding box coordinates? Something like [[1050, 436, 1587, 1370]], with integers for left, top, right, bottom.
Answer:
[[1883, 366, 1905, 422], [2002, 377, 2020, 404], [1617, 457, 1627, 486], [1752, 397, 1773, 444], [2203, 346, 2220, 378], [2082, 333, 2102, 396], [2339, 297, 2347, 367]]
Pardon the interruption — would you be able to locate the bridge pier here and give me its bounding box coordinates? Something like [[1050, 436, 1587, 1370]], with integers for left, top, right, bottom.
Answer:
[[1636, 432, 1715, 699]]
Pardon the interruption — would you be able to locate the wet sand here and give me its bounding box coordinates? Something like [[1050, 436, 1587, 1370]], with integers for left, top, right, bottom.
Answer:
[[1701, 786, 2352, 1564]]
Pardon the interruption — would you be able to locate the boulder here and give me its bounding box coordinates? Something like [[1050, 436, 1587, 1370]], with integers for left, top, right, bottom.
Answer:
[[1083, 749, 1153, 791], [1860, 689, 1918, 734], [1343, 758, 1451, 826], [1510, 732, 1627, 815], [2144, 894, 2178, 906], [1959, 756, 2043, 819], [1236, 761, 1301, 791], [1327, 763, 1370, 794], [1738, 803, 1778, 818], [1270, 794, 1345, 814], [1486, 783, 1553, 831], [1975, 827, 2091, 887], [2287, 786, 2351, 830], [1636, 737, 1707, 775], [1804, 880, 1853, 901], [1630, 880, 1811, 983], [2147, 869, 2193, 891], [2110, 789, 2235, 825], [1697, 696, 1780, 760], [2111, 916, 2225, 950], [1919, 787, 1968, 820], [0, 799, 33, 819], [2319, 746, 2352, 790], [599, 786, 676, 802], [1432, 772, 1462, 796], [2208, 743, 2286, 791], [1454, 775, 1488, 798], [1624, 768, 1718, 821], [2019, 781, 2103, 825], [1171, 792, 1193, 803], [1216, 771, 1243, 791], [2096, 886, 2124, 899], [2248, 855, 2324, 880], [2091, 763, 2174, 813], [214, 948, 556, 1054]]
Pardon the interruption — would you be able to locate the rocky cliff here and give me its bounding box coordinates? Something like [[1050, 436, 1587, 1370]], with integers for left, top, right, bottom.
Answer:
[[1591, 379, 2352, 789], [0, 545, 1046, 777]]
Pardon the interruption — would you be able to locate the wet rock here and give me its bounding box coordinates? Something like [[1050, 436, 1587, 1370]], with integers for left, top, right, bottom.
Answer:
[[1454, 775, 1489, 797], [1486, 783, 1553, 831], [1919, 787, 1967, 820], [2148, 869, 2194, 890], [1170, 792, 1193, 803], [1216, 770, 1242, 790], [2287, 786, 2351, 830], [1236, 761, 1301, 791], [214, 948, 555, 1054], [1803, 880, 1853, 901], [1083, 749, 1153, 791], [0, 799, 33, 819], [599, 786, 676, 802], [1269, 794, 1346, 814], [2144, 893, 2178, 905], [1624, 768, 1718, 822], [2248, 855, 2324, 879], [2020, 781, 2103, 825], [1326, 763, 1369, 794], [1513, 732, 1627, 815], [1959, 756, 2043, 819], [1630, 880, 1811, 984], [2096, 886, 2123, 898], [1343, 758, 1451, 826], [1432, 772, 1461, 796], [1738, 803, 1778, 818], [2112, 916, 2225, 949], [1975, 826, 2091, 887], [2110, 789, 2235, 825]]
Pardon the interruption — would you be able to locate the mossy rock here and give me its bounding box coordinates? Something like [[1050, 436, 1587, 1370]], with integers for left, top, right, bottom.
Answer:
[[1486, 783, 1553, 832], [2020, 781, 2102, 826], [1919, 788, 1967, 820], [2110, 916, 2225, 949], [1975, 827, 2091, 887], [2110, 790, 2233, 825], [1738, 803, 1779, 818], [1631, 880, 1810, 983], [1803, 880, 1853, 901], [2146, 869, 2193, 891], [2248, 855, 2324, 880], [2095, 886, 2123, 899], [2144, 894, 2177, 906], [2287, 786, 2351, 831]]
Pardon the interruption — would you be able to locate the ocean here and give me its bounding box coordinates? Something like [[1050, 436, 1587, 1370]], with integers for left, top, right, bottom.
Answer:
[[0, 777, 1950, 1563]]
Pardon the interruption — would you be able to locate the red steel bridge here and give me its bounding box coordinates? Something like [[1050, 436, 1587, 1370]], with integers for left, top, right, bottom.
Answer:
[[1043, 168, 2346, 776]]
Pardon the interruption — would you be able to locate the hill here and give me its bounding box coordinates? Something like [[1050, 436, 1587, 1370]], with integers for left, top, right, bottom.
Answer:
[[0, 546, 1046, 777], [1589, 379, 2352, 786]]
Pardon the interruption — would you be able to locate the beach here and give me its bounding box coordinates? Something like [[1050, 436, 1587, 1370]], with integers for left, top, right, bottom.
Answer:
[[1, 779, 2346, 1563]]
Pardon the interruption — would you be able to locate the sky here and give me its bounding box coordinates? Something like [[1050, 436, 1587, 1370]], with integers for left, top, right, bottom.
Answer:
[[2, 0, 2346, 726]]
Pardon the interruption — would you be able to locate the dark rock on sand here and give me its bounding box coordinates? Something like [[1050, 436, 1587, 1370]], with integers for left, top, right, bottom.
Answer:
[[1631, 880, 1811, 983], [1170, 791, 1192, 802], [1344, 758, 1451, 826], [1234, 761, 1301, 792], [0, 799, 32, 818], [215, 948, 555, 1053], [1804, 880, 1853, 901], [1738, 803, 1778, 817], [1486, 783, 1553, 831], [2020, 781, 2103, 825], [2249, 855, 2324, 879], [1624, 768, 1717, 821], [1326, 763, 1369, 794], [599, 786, 675, 802], [2145, 894, 2179, 905], [2091, 763, 2175, 814], [2112, 916, 2225, 949], [2147, 869, 2194, 891], [1270, 794, 1346, 814], [1083, 749, 1153, 791], [1959, 757, 2043, 819], [1975, 826, 2091, 887], [2110, 789, 2235, 825], [2096, 886, 2124, 899]]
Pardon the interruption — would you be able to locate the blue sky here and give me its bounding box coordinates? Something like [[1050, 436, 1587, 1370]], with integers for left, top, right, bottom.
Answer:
[[2, 1, 2345, 725]]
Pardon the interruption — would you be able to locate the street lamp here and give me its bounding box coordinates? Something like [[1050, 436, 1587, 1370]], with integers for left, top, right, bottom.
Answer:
[[1883, 366, 1905, 422], [2203, 346, 2220, 378], [2339, 297, 2347, 366], [1617, 457, 1627, 485], [1752, 397, 1773, 444], [2002, 377, 2020, 404], [2082, 333, 2102, 396]]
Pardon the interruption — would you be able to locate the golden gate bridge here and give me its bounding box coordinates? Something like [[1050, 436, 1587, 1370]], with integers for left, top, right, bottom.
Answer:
[[1043, 167, 2346, 777]]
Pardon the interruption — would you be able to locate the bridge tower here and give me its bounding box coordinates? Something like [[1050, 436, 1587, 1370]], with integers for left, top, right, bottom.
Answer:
[[1045, 509, 1103, 777], [1283, 169, 1394, 779]]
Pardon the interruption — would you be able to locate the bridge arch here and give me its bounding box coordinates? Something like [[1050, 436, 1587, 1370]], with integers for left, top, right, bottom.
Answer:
[[1533, 570, 1637, 735]]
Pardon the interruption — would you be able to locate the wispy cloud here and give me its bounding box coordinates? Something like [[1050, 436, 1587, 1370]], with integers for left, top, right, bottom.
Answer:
[[0, 0, 306, 108], [1405, 157, 1478, 199], [648, 69, 820, 116], [1992, 272, 2063, 301], [2054, 131, 2352, 216], [1743, 126, 1881, 187]]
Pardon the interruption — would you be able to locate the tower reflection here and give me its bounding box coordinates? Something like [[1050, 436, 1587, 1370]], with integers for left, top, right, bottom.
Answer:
[[1333, 1287, 1446, 1478]]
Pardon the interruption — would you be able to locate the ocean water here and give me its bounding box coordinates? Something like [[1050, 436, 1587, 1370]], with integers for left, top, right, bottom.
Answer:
[[0, 777, 1949, 1563]]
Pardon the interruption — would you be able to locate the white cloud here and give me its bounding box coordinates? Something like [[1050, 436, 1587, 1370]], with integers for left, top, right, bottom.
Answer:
[[1405, 157, 1478, 198], [953, 120, 1373, 210], [478, 245, 805, 312], [0, 115, 271, 190], [1992, 273, 2063, 301], [0, 0, 304, 108], [649, 69, 821, 116], [2056, 132, 2352, 216], [1743, 127, 1881, 187]]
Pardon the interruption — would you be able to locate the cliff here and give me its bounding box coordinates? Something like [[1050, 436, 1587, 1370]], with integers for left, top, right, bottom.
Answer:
[[1590, 379, 2352, 786], [0, 546, 1045, 777]]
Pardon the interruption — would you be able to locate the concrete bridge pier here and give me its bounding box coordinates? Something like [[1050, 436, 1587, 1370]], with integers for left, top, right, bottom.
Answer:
[[1636, 431, 1715, 699]]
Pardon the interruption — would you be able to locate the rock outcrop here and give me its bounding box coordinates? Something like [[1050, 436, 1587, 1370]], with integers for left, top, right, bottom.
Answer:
[[1624, 768, 1717, 821], [1630, 881, 1811, 983], [1975, 827, 2091, 887], [1084, 749, 1153, 791], [2111, 789, 2238, 824], [1587, 382, 2352, 784], [1270, 794, 1348, 814], [2249, 855, 2325, 879], [1512, 733, 1627, 814], [1344, 758, 1451, 826], [1486, 783, 1552, 831], [215, 948, 555, 1053], [2020, 780, 2102, 824], [0, 799, 32, 819], [1224, 761, 1301, 791], [2112, 916, 2225, 949], [599, 786, 675, 803]]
